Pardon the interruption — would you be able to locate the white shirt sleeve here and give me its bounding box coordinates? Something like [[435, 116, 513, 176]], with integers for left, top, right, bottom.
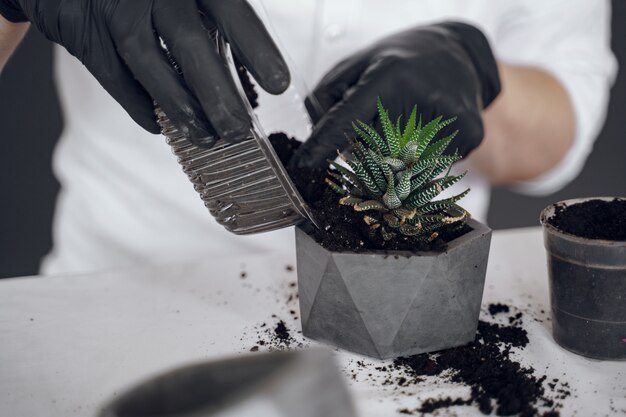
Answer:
[[491, 0, 617, 195]]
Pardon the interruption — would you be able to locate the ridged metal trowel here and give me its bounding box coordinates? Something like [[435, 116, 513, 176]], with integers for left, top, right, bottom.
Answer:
[[157, 33, 319, 235]]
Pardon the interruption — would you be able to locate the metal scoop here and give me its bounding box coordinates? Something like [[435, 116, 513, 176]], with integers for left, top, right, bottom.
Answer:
[[156, 34, 318, 235]]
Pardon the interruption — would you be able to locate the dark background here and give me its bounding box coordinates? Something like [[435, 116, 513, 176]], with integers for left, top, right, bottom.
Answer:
[[1, 2, 625, 279]]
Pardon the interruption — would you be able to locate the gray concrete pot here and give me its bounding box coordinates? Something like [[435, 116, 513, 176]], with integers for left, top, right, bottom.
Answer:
[[295, 219, 492, 359], [99, 350, 356, 417]]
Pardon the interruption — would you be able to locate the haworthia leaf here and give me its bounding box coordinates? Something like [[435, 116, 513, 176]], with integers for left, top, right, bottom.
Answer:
[[382, 157, 406, 172], [328, 160, 364, 192], [427, 156, 462, 182], [363, 215, 379, 226], [380, 159, 393, 181], [361, 148, 387, 192], [420, 130, 459, 160], [393, 207, 418, 221], [414, 214, 447, 224], [355, 121, 390, 156], [398, 224, 423, 236], [396, 171, 412, 201], [398, 142, 419, 165], [410, 115, 442, 157], [410, 166, 436, 193], [339, 196, 363, 206], [410, 157, 439, 177], [402, 106, 418, 147], [383, 178, 402, 209], [440, 211, 468, 224], [325, 178, 346, 195], [405, 171, 467, 209], [410, 155, 459, 178], [378, 98, 400, 157], [349, 160, 382, 197], [352, 122, 379, 152], [327, 171, 364, 197], [406, 221, 443, 236], [416, 116, 457, 159], [354, 200, 388, 212], [415, 188, 471, 214], [383, 213, 401, 228], [409, 213, 466, 226], [395, 115, 403, 146]]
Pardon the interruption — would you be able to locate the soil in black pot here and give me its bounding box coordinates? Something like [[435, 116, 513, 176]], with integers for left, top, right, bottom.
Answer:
[[269, 133, 471, 253], [549, 199, 626, 241]]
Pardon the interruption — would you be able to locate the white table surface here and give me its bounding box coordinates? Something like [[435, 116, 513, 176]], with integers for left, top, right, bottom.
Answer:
[[1, 227, 624, 417]]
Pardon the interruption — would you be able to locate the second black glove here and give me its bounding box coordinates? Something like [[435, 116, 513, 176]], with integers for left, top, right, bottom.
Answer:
[[290, 22, 501, 169]]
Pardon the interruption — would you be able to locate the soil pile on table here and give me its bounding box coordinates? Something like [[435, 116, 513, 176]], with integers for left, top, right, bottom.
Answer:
[[269, 133, 470, 253], [387, 304, 566, 416], [549, 199, 626, 241], [274, 320, 291, 345], [248, 317, 303, 353]]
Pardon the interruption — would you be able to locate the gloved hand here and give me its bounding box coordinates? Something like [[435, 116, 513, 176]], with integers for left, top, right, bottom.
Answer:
[[0, 0, 290, 147], [290, 22, 500, 169]]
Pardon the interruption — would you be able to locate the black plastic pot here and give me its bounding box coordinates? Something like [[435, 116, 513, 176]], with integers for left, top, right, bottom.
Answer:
[[541, 197, 626, 360], [295, 219, 492, 359], [98, 350, 356, 417]]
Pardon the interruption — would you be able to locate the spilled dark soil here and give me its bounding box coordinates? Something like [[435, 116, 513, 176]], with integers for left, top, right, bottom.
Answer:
[[394, 320, 542, 416], [349, 304, 568, 416], [247, 316, 301, 353], [242, 274, 569, 416]]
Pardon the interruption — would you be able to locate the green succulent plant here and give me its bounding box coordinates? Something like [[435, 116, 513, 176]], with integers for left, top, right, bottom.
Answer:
[[325, 98, 470, 243]]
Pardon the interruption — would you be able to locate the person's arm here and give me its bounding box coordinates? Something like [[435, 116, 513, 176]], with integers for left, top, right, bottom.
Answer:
[[469, 63, 575, 186], [0, 13, 28, 73]]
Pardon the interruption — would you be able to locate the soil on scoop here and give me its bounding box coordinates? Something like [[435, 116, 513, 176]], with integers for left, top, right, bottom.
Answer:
[[234, 58, 259, 109], [548, 199, 626, 241], [269, 133, 471, 253]]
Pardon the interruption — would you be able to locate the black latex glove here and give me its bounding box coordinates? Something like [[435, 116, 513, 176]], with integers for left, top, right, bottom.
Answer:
[[290, 22, 500, 169], [0, 0, 290, 147]]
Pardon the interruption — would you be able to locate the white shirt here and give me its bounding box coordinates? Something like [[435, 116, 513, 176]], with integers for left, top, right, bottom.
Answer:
[[41, 0, 616, 275]]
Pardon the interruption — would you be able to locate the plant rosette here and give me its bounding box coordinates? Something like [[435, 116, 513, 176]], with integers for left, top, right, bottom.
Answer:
[[295, 100, 492, 359], [541, 197, 626, 361]]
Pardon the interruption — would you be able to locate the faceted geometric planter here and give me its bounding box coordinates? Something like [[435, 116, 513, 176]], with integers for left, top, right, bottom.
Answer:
[[295, 219, 492, 359]]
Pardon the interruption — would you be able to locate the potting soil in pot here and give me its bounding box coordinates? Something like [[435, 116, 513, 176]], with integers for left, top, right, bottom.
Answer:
[[269, 133, 471, 253], [549, 198, 626, 241]]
